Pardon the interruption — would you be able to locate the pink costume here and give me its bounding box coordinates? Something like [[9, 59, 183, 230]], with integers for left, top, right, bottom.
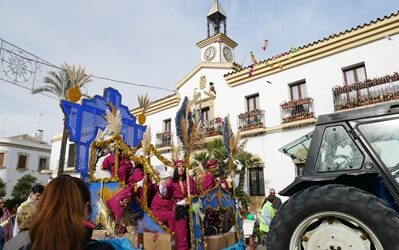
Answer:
[[102, 154, 133, 184], [151, 179, 175, 230], [1, 208, 13, 241], [171, 176, 197, 250], [107, 166, 144, 222]]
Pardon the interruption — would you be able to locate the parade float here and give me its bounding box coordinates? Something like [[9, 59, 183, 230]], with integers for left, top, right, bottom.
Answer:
[[60, 87, 245, 250]]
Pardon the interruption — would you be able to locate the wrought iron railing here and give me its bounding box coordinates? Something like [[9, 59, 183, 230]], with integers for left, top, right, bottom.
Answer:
[[280, 97, 315, 124], [155, 131, 172, 148], [200, 117, 224, 137], [332, 72, 399, 111], [238, 109, 265, 131]]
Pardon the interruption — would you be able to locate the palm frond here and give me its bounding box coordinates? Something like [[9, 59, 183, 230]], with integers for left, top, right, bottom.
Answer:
[[64, 63, 92, 87], [142, 127, 151, 156], [138, 93, 152, 112]]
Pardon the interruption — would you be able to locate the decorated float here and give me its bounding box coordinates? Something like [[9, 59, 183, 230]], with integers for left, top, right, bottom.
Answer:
[[60, 87, 245, 250]]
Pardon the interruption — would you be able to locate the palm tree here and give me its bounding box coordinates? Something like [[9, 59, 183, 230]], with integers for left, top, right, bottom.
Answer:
[[32, 64, 92, 176], [235, 151, 263, 191]]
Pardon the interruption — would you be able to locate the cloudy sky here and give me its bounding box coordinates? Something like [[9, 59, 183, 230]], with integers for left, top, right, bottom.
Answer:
[[0, 0, 399, 142]]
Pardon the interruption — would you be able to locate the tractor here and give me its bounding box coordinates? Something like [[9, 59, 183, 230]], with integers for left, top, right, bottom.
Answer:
[[267, 102, 399, 249]]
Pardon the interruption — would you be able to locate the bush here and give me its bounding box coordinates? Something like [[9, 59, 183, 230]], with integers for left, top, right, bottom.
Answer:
[[12, 174, 38, 200]]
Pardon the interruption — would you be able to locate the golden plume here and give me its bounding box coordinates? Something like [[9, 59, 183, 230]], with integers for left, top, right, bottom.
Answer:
[[97, 197, 116, 237], [104, 103, 121, 134], [64, 63, 92, 87], [142, 126, 152, 156], [138, 93, 152, 112]]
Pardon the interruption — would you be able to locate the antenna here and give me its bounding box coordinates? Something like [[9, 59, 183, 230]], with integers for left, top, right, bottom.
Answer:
[[38, 113, 43, 129]]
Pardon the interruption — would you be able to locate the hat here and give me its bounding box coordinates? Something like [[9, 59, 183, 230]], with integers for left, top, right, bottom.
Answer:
[[160, 171, 171, 180], [174, 160, 184, 167], [205, 160, 218, 169]]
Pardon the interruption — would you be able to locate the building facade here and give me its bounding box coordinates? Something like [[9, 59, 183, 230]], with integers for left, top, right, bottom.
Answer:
[[132, 5, 399, 209], [0, 130, 52, 198], [50, 2, 399, 210]]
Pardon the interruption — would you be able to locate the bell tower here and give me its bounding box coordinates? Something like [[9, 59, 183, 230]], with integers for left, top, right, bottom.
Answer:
[[197, 0, 237, 63], [207, 0, 227, 37]]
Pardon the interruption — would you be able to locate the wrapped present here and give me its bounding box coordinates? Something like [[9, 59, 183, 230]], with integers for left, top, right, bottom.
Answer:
[[204, 235, 226, 250], [91, 229, 109, 239], [224, 232, 237, 247], [144, 232, 176, 250]]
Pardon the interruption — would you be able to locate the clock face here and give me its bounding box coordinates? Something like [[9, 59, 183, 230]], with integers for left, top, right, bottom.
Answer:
[[223, 46, 233, 62], [204, 46, 216, 61]]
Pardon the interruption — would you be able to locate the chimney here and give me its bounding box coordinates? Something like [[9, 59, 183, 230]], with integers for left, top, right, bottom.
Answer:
[[36, 129, 44, 140]]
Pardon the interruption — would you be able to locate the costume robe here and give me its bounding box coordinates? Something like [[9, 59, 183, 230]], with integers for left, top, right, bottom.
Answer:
[[151, 180, 175, 230]]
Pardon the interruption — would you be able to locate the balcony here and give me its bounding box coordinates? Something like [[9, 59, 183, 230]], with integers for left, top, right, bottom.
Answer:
[[332, 72, 399, 111], [238, 109, 265, 131], [200, 117, 224, 137], [155, 131, 172, 148], [280, 97, 315, 124]]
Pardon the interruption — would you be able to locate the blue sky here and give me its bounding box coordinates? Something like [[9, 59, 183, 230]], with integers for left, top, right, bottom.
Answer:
[[0, 0, 399, 141]]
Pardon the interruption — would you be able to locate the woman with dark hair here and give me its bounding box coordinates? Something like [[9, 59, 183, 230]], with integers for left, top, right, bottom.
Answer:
[[171, 160, 197, 250], [20, 176, 113, 250]]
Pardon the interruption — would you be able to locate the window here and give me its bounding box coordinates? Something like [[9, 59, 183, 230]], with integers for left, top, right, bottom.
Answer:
[[358, 118, 399, 184], [67, 143, 76, 168], [246, 93, 259, 112], [201, 107, 210, 122], [342, 63, 366, 85], [17, 154, 28, 169], [289, 80, 307, 101], [38, 157, 48, 170], [248, 167, 265, 196], [163, 119, 171, 132], [0, 152, 4, 167], [315, 126, 364, 172]]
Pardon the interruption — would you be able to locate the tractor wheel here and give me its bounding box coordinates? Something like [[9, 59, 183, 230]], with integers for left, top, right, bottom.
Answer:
[[266, 184, 399, 250]]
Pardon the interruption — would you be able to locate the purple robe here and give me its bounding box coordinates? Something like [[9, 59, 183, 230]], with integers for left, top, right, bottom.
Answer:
[[171, 177, 197, 250], [151, 180, 175, 230]]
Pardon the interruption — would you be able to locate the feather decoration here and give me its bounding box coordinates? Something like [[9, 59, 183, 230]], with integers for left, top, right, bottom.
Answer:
[[142, 126, 151, 156], [193, 161, 206, 193], [97, 198, 116, 237], [64, 63, 92, 87], [171, 139, 182, 161], [230, 131, 241, 158], [138, 93, 152, 112], [222, 116, 232, 159], [104, 103, 122, 135], [175, 97, 188, 147]]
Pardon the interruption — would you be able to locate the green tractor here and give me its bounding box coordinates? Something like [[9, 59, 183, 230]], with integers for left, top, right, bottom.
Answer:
[[267, 102, 399, 250]]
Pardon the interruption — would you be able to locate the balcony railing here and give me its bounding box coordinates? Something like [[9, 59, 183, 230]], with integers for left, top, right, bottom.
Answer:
[[238, 109, 265, 131], [332, 72, 399, 111], [155, 131, 172, 148], [280, 97, 315, 124], [200, 117, 224, 137]]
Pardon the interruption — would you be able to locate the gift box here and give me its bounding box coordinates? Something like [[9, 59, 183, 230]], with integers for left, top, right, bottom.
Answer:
[[143, 232, 176, 250], [125, 233, 143, 248], [91, 229, 109, 239], [224, 232, 237, 247], [204, 235, 226, 250]]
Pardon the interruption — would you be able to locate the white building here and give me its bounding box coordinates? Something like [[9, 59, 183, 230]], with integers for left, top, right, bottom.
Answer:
[[131, 4, 399, 209], [50, 2, 399, 210], [0, 130, 52, 198]]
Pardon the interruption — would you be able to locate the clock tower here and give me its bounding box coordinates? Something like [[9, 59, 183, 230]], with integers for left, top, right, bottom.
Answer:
[[196, 0, 237, 63]]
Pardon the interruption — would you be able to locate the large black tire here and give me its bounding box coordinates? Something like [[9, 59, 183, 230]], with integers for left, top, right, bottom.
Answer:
[[266, 184, 399, 249]]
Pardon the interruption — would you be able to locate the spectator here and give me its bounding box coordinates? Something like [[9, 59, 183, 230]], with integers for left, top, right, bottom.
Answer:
[[0, 198, 13, 242], [13, 184, 44, 237], [4, 202, 37, 250], [0, 208, 13, 250], [259, 195, 276, 245], [21, 176, 113, 250], [268, 188, 282, 211]]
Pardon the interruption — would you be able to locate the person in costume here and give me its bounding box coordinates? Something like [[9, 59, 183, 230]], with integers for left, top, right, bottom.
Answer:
[[151, 170, 175, 230], [202, 159, 230, 192], [171, 160, 197, 250], [102, 150, 133, 184]]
